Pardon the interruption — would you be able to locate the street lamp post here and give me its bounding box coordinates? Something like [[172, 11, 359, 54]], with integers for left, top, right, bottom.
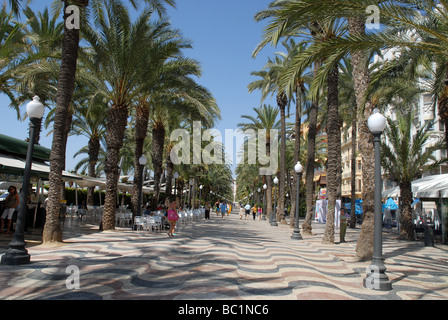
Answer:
[[174, 172, 179, 201], [136, 154, 147, 220], [257, 188, 261, 219], [291, 161, 303, 240], [262, 184, 267, 220], [199, 185, 203, 208], [189, 179, 194, 209], [271, 177, 279, 226], [364, 109, 392, 291], [2, 96, 45, 265]]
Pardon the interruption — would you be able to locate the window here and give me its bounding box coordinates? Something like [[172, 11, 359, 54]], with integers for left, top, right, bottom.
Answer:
[[423, 94, 433, 105]]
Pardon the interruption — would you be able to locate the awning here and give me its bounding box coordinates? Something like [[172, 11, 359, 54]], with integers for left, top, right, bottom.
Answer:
[[0, 153, 81, 181], [0, 134, 51, 161], [74, 176, 158, 194], [382, 174, 448, 198]]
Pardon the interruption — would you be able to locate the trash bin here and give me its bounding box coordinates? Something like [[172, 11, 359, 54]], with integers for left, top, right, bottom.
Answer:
[[424, 223, 435, 247]]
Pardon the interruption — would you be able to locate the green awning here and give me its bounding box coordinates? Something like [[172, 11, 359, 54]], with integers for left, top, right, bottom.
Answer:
[[0, 153, 82, 181], [0, 134, 51, 161]]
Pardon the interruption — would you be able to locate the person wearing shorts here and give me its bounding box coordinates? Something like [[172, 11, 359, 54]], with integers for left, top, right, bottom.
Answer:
[[167, 201, 179, 237], [220, 201, 227, 219], [1, 186, 20, 234], [244, 203, 251, 220]]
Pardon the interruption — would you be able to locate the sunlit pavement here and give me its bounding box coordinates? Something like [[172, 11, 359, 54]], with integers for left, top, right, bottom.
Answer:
[[0, 211, 447, 300]]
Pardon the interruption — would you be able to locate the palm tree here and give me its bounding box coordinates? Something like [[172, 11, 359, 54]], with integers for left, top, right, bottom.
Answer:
[[81, 6, 181, 231], [382, 110, 447, 240], [254, 5, 329, 235], [0, 5, 25, 112], [9, 6, 63, 146], [146, 75, 219, 210], [43, 0, 176, 243], [338, 57, 360, 229], [252, 0, 377, 256], [282, 40, 311, 229], [237, 104, 281, 223], [73, 143, 107, 177], [129, 30, 200, 212], [71, 101, 107, 205], [248, 56, 291, 224]]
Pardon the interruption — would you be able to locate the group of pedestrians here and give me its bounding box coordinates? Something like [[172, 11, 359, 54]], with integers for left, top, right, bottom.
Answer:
[[239, 203, 262, 221], [214, 200, 230, 219]]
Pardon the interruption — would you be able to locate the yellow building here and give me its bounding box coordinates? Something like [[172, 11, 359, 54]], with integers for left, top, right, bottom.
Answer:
[[340, 125, 363, 200]]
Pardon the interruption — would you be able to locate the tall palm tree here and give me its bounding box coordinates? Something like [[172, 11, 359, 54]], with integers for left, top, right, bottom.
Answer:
[[129, 31, 200, 212], [237, 104, 281, 224], [253, 0, 377, 256], [254, 5, 327, 235], [248, 56, 290, 224], [282, 40, 311, 229], [82, 6, 180, 231], [71, 101, 107, 205], [146, 77, 219, 210], [43, 0, 176, 243], [338, 57, 360, 229], [13, 6, 64, 145], [382, 110, 447, 240]]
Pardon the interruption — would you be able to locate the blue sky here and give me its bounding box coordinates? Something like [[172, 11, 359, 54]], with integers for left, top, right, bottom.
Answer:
[[0, 0, 280, 175]]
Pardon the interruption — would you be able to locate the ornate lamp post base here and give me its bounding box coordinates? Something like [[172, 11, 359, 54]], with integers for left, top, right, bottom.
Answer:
[[291, 230, 302, 240], [1, 236, 30, 265], [363, 258, 392, 291]]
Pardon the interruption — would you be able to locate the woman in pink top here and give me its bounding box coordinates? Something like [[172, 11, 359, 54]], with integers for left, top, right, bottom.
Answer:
[[167, 201, 179, 237]]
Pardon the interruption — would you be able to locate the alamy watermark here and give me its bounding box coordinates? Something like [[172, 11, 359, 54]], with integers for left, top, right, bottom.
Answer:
[[366, 5, 380, 30], [65, 5, 80, 30], [170, 121, 279, 175], [66, 265, 80, 290]]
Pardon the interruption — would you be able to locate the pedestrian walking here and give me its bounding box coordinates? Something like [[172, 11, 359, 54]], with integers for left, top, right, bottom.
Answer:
[[205, 201, 211, 220], [252, 205, 257, 220], [257, 206, 262, 221], [167, 201, 179, 237], [220, 201, 227, 219], [244, 203, 251, 220], [340, 207, 347, 243], [215, 201, 220, 216], [239, 205, 245, 219]]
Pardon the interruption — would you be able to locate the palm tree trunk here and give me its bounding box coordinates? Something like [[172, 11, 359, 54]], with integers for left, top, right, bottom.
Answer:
[[151, 123, 165, 210], [42, 3, 81, 243], [399, 182, 415, 240], [277, 95, 287, 224], [87, 136, 100, 206], [290, 86, 302, 227], [349, 115, 358, 228], [323, 64, 340, 244], [302, 62, 320, 235], [132, 101, 149, 214], [348, 17, 376, 260], [102, 105, 129, 230]]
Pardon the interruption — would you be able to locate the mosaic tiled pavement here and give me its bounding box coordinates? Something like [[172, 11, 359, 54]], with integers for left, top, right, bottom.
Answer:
[[0, 211, 447, 300]]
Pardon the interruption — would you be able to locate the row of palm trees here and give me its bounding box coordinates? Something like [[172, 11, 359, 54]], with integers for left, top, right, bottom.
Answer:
[[236, 0, 448, 259], [3, 0, 233, 242]]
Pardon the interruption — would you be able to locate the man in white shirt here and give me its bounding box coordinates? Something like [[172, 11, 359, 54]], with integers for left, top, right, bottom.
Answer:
[[244, 203, 251, 220]]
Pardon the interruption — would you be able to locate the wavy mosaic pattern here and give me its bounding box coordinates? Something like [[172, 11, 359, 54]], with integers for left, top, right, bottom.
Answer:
[[0, 213, 447, 300]]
